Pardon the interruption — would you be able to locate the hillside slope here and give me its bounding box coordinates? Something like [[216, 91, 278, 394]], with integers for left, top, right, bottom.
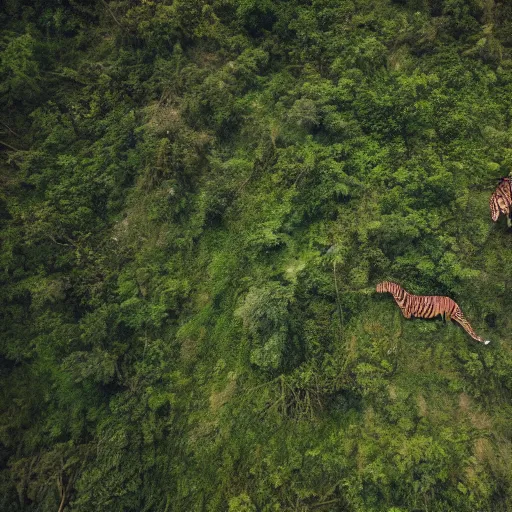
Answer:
[[1, 1, 512, 510]]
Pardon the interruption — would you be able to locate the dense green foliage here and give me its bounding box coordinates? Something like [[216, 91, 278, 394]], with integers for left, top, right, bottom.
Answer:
[[1, 0, 512, 510]]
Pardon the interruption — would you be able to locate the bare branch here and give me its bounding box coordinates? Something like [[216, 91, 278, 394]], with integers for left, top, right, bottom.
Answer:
[[101, 0, 123, 30], [0, 121, 21, 138], [0, 140, 20, 151]]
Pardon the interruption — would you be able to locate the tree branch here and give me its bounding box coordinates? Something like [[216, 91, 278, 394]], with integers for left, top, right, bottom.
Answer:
[[0, 121, 21, 138], [333, 261, 344, 334], [101, 0, 124, 30], [0, 140, 20, 151]]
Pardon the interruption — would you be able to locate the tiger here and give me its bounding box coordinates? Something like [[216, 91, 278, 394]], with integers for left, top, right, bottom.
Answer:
[[376, 281, 490, 344], [490, 177, 512, 227]]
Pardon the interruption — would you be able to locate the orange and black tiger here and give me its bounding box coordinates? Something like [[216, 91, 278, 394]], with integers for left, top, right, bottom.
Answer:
[[490, 177, 512, 226], [376, 281, 490, 344]]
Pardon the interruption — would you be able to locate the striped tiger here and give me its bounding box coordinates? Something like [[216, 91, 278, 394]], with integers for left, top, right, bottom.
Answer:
[[490, 177, 512, 226], [376, 281, 490, 344]]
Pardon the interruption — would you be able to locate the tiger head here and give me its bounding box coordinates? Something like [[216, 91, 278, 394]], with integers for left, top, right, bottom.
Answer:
[[376, 281, 393, 293], [490, 177, 512, 221]]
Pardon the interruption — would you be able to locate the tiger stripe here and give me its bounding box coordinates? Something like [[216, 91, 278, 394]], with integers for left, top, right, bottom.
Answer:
[[376, 281, 490, 344], [490, 177, 512, 224]]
